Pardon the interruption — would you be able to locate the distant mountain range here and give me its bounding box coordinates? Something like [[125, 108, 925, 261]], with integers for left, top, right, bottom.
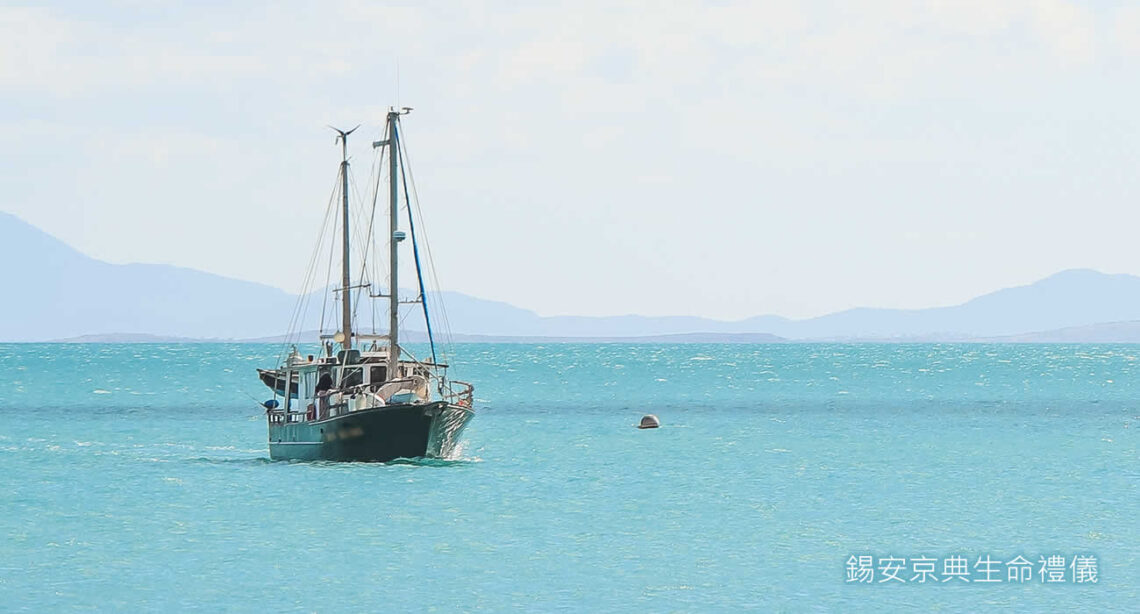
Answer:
[[51, 331, 791, 344], [7, 211, 1140, 343], [977, 321, 1140, 343]]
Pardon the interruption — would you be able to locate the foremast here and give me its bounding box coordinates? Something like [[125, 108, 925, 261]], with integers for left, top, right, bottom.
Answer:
[[332, 126, 358, 351]]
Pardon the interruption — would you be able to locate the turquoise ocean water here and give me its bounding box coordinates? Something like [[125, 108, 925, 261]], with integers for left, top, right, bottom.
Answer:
[[1, 343, 1136, 612]]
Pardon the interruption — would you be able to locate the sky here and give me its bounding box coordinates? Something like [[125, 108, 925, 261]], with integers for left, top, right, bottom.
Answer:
[[2, 0, 1140, 320]]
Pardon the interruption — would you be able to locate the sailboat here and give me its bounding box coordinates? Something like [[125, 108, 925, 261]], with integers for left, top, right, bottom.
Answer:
[[256, 108, 475, 462]]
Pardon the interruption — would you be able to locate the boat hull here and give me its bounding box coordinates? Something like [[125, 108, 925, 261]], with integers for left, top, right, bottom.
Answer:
[[267, 401, 473, 462]]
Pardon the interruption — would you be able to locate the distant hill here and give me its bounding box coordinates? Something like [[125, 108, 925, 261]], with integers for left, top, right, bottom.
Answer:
[[979, 321, 1140, 343], [417, 331, 788, 344], [52, 330, 788, 344], [429, 269, 1140, 341], [761, 268, 1140, 340], [7, 211, 1140, 342], [0, 212, 300, 341], [48, 333, 220, 343]]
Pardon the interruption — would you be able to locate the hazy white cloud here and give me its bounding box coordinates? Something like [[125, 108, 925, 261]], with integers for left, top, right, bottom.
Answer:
[[1111, 4, 1140, 57], [3, 1, 1139, 319]]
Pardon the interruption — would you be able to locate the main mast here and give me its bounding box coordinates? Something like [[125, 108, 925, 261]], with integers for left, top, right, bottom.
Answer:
[[333, 126, 357, 351], [387, 110, 401, 379]]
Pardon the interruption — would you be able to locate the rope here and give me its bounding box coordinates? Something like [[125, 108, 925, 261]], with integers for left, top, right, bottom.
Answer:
[[396, 118, 437, 365], [278, 169, 340, 366], [398, 124, 456, 366], [318, 170, 340, 339]]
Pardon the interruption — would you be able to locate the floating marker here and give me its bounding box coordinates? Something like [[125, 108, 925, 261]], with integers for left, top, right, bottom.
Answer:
[[638, 414, 660, 429]]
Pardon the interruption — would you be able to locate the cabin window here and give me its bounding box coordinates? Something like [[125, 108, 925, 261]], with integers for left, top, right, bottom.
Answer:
[[341, 367, 363, 388], [369, 366, 387, 384], [302, 371, 315, 401]]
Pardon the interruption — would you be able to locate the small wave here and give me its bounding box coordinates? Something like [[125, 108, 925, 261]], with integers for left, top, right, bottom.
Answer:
[[384, 457, 476, 468], [278, 456, 479, 468], [92, 389, 112, 394], [185, 455, 474, 467], [185, 456, 273, 466]]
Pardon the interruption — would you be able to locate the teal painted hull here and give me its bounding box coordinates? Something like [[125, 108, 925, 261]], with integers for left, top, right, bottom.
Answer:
[[267, 401, 473, 462]]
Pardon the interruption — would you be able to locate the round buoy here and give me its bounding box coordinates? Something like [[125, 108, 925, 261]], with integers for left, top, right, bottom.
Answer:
[[638, 414, 660, 429]]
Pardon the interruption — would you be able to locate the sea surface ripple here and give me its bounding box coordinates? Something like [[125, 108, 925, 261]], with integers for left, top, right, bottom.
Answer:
[[0, 343, 1135, 611]]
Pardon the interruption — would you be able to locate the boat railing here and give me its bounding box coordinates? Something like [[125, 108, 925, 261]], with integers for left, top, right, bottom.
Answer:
[[266, 409, 309, 424], [443, 380, 474, 408], [266, 376, 468, 425]]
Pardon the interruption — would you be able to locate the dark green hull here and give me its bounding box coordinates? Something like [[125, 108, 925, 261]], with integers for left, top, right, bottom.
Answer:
[[267, 401, 473, 462]]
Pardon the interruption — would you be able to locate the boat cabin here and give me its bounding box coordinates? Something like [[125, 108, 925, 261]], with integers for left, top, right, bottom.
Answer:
[[262, 343, 445, 424]]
